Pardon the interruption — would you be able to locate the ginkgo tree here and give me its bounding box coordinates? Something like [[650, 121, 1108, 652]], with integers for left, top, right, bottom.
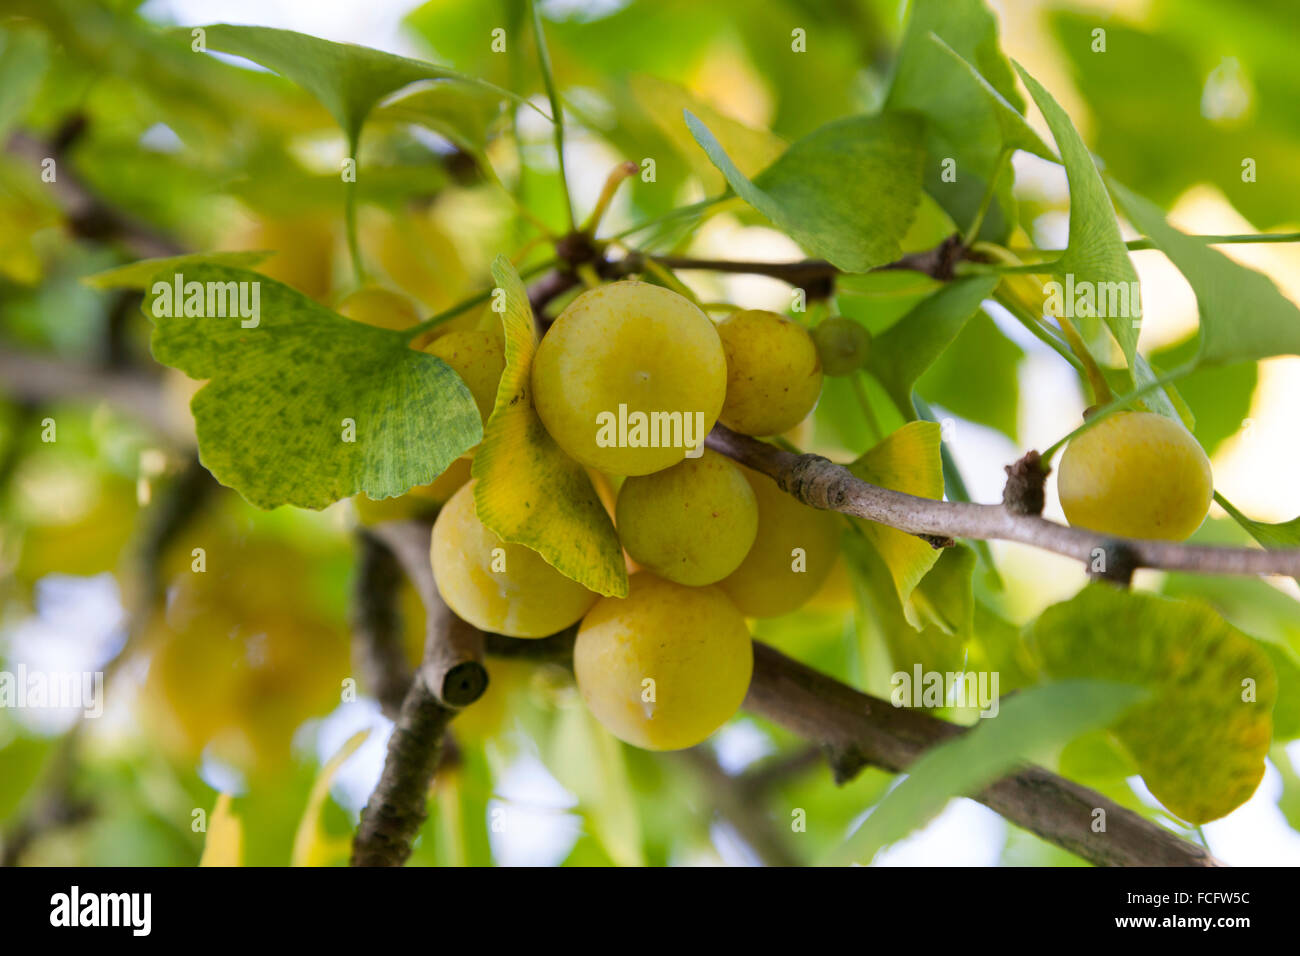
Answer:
[[2, 0, 1299, 869]]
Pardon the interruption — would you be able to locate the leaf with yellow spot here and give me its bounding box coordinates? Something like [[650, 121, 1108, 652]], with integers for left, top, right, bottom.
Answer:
[[846, 421, 945, 615], [471, 257, 628, 597], [1029, 584, 1276, 823], [198, 793, 243, 867], [291, 729, 370, 867]]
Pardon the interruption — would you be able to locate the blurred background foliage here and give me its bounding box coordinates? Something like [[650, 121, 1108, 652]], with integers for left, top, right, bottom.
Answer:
[[1, 0, 1299, 866]]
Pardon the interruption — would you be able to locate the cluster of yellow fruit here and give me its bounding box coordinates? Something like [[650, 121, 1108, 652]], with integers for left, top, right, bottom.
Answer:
[[399, 280, 842, 751]]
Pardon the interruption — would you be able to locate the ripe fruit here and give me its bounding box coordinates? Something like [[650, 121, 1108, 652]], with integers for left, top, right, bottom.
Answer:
[[1057, 411, 1213, 541], [354, 457, 472, 524], [531, 281, 727, 476], [719, 465, 842, 617], [337, 286, 421, 330], [812, 317, 872, 377], [573, 573, 752, 750], [430, 480, 598, 637], [424, 329, 506, 428], [615, 450, 758, 586], [715, 309, 823, 436]]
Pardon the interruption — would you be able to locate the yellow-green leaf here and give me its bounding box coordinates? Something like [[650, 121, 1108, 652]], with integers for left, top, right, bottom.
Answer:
[[1028, 584, 1276, 823], [472, 257, 628, 597], [84, 252, 273, 290], [291, 729, 369, 867], [847, 421, 945, 612], [629, 74, 785, 191], [198, 793, 243, 867]]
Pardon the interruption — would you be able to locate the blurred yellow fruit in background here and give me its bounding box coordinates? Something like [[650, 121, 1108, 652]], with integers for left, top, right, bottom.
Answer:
[[336, 286, 421, 330]]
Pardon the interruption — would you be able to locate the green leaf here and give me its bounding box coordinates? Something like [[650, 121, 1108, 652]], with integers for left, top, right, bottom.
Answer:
[[926, 33, 1056, 162], [0, 23, 50, 138], [185, 24, 535, 149], [1015, 63, 1141, 366], [846, 422, 946, 609], [830, 679, 1145, 865], [917, 309, 1023, 441], [1112, 182, 1300, 367], [85, 252, 273, 290], [866, 276, 1000, 417], [886, 0, 1024, 241], [1149, 335, 1257, 455], [291, 729, 368, 867], [1213, 492, 1300, 588], [147, 265, 480, 509], [374, 82, 505, 155], [1029, 584, 1277, 823], [629, 74, 786, 192], [472, 257, 628, 597], [686, 111, 925, 272]]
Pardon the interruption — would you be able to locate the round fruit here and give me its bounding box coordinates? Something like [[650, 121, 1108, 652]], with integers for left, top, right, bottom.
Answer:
[[573, 573, 752, 750], [337, 286, 421, 330], [811, 317, 872, 377], [615, 450, 758, 586], [715, 309, 823, 436], [719, 465, 842, 617], [354, 457, 472, 524], [424, 329, 506, 427], [430, 480, 598, 637], [531, 281, 727, 476], [1057, 410, 1213, 541]]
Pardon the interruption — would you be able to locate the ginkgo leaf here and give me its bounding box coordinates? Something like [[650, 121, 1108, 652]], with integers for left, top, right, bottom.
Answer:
[[184, 24, 535, 150], [471, 257, 628, 597], [629, 74, 786, 191], [1112, 182, 1300, 368], [146, 264, 480, 509], [199, 793, 243, 867], [847, 421, 946, 611], [1029, 584, 1277, 823], [686, 111, 925, 273], [0, 23, 50, 138], [85, 252, 272, 290], [829, 679, 1145, 865], [867, 276, 1000, 418], [1015, 62, 1141, 367], [292, 729, 369, 867]]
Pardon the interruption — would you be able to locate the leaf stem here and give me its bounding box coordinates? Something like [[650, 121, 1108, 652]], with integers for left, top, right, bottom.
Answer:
[[529, 0, 575, 232]]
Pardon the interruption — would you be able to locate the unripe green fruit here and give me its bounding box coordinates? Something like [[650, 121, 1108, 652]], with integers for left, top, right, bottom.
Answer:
[[811, 317, 872, 377], [574, 573, 752, 750], [337, 287, 421, 330], [716, 309, 823, 436], [531, 281, 727, 476], [719, 465, 841, 617], [1057, 411, 1213, 541], [431, 481, 598, 637], [615, 450, 758, 586], [424, 329, 506, 428]]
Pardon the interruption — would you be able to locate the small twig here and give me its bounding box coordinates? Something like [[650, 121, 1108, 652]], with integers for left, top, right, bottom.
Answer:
[[706, 423, 1300, 578], [351, 531, 414, 720], [736, 746, 825, 794], [367, 521, 487, 708]]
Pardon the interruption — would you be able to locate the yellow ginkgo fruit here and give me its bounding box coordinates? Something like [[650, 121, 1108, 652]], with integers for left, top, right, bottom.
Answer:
[[430, 480, 598, 637], [1057, 411, 1213, 541], [336, 286, 421, 331], [574, 573, 752, 751], [531, 281, 727, 476], [716, 309, 823, 436]]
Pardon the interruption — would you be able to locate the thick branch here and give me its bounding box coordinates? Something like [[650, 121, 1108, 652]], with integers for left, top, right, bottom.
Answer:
[[484, 636, 1220, 866], [707, 424, 1300, 578], [367, 521, 488, 708], [745, 643, 1221, 867]]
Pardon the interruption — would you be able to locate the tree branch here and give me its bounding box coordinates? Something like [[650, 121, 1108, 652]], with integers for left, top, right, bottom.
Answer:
[[706, 424, 1300, 578], [350, 531, 414, 720], [745, 642, 1220, 867]]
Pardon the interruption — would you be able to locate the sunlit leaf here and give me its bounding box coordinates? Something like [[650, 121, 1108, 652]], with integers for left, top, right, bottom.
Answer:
[[199, 793, 243, 867], [472, 256, 628, 597], [291, 729, 369, 867], [1029, 584, 1277, 823]]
